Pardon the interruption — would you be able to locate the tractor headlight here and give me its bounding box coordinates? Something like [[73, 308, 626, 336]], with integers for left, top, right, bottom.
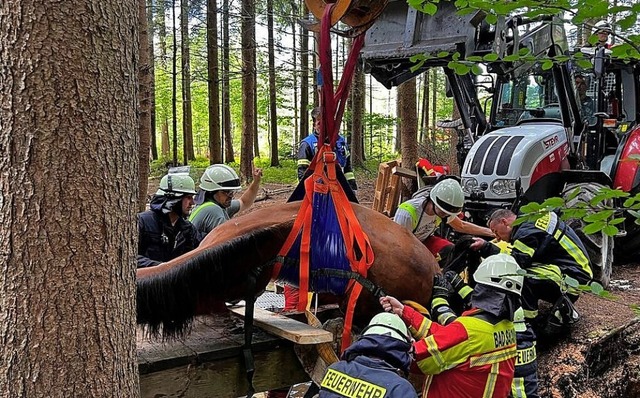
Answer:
[[462, 177, 478, 194], [490, 179, 517, 195]]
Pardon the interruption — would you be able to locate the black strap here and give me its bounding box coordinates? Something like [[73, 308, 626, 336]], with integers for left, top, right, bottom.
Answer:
[[311, 268, 387, 298], [243, 271, 257, 398]]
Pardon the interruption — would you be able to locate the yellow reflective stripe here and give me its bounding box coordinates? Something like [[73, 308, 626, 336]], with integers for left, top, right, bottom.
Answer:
[[523, 308, 538, 319], [320, 368, 387, 398], [437, 312, 456, 325], [297, 159, 311, 166], [469, 346, 517, 367], [554, 229, 593, 278], [511, 376, 526, 398], [431, 297, 448, 309], [459, 285, 473, 299], [423, 335, 447, 370], [188, 201, 215, 222], [344, 172, 355, 180], [516, 344, 537, 366], [422, 375, 434, 396], [529, 264, 563, 285], [482, 363, 500, 398], [398, 202, 419, 229], [513, 240, 535, 257], [410, 317, 432, 340]]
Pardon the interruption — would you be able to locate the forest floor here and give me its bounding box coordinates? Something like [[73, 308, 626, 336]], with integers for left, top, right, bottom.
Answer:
[[149, 173, 640, 397]]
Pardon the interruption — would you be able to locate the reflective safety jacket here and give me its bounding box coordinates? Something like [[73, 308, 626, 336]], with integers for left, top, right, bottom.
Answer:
[[319, 335, 418, 398], [511, 325, 539, 398], [401, 305, 516, 398], [480, 211, 592, 284], [297, 133, 356, 190]]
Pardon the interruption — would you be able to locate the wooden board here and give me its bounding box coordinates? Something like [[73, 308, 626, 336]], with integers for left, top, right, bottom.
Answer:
[[229, 306, 333, 345], [138, 314, 310, 397]]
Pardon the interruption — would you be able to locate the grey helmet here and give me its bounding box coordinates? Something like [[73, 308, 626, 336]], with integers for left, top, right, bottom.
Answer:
[[199, 164, 242, 192], [155, 172, 197, 197]]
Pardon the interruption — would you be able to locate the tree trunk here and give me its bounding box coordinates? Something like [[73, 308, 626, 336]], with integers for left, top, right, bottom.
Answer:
[[299, 0, 310, 139], [398, 78, 418, 199], [148, 0, 158, 160], [240, 0, 256, 181], [420, 73, 429, 144], [431, 68, 437, 147], [139, 0, 152, 211], [0, 0, 139, 395], [181, 0, 195, 163], [157, 0, 171, 158], [222, 0, 234, 163], [207, 0, 222, 163], [172, 0, 178, 164], [267, 0, 279, 166], [351, 61, 365, 167], [291, 16, 300, 143]]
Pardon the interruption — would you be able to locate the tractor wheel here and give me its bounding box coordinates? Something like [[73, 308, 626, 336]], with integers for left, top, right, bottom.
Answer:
[[562, 182, 614, 287]]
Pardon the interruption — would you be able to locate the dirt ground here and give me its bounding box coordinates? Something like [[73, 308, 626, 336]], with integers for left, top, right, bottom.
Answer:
[[149, 174, 640, 397]]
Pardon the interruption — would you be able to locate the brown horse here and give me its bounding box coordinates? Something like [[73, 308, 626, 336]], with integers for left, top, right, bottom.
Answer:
[[136, 201, 437, 336]]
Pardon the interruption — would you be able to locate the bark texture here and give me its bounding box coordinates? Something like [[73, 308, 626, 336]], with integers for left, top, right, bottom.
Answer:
[[0, 0, 139, 395]]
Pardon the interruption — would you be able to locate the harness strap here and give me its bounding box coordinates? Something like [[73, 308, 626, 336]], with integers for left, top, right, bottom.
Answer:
[[311, 268, 386, 298], [242, 269, 258, 398]]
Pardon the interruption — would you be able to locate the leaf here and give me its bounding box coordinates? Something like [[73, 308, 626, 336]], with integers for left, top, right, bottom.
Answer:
[[541, 197, 564, 208], [582, 221, 606, 235], [564, 276, 580, 288], [437, 51, 450, 58], [583, 209, 614, 222], [471, 64, 483, 75], [482, 53, 499, 62], [618, 14, 638, 31], [466, 55, 483, 62], [520, 202, 542, 213], [590, 282, 604, 295], [609, 217, 626, 226], [503, 54, 520, 62], [566, 187, 581, 201], [624, 197, 638, 207], [485, 13, 497, 25], [576, 59, 593, 69], [541, 60, 554, 70], [603, 224, 618, 237], [518, 47, 531, 56]]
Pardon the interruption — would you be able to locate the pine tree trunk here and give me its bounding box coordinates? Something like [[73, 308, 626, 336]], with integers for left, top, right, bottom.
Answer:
[[0, 0, 139, 395], [240, 0, 256, 181], [139, 0, 152, 211], [351, 61, 365, 167], [207, 0, 222, 163], [299, 0, 310, 139], [267, 0, 279, 166], [148, 0, 158, 160], [222, 0, 234, 163], [157, 0, 171, 158], [398, 78, 418, 199], [181, 0, 195, 163]]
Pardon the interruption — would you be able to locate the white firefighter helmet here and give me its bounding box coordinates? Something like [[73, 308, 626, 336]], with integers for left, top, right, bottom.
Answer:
[[199, 164, 242, 192], [155, 173, 197, 197], [594, 20, 612, 34], [429, 179, 464, 216], [473, 253, 524, 296], [364, 312, 411, 343]]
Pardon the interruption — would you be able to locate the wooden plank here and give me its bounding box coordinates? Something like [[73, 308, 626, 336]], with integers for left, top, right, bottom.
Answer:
[[229, 306, 333, 345], [392, 165, 417, 179], [139, 344, 309, 398]]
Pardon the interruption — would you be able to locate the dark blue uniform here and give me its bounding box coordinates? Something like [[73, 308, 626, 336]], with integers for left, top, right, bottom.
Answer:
[[319, 335, 417, 398]]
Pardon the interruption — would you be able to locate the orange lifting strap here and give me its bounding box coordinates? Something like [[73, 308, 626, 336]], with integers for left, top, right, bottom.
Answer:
[[276, 3, 376, 353]]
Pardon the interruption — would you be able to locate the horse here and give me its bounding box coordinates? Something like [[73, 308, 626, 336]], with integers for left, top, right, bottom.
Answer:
[[136, 201, 438, 337]]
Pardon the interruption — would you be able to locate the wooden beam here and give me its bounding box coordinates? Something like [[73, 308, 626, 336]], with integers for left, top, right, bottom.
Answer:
[[229, 306, 334, 345], [392, 166, 417, 179]]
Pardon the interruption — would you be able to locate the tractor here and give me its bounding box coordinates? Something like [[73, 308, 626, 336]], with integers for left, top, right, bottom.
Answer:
[[360, 0, 640, 286]]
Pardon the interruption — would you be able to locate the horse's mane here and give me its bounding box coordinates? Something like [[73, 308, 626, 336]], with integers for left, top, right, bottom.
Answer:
[[136, 224, 289, 338]]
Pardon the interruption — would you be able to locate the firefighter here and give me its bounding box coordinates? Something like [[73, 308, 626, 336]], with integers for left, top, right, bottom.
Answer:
[[593, 20, 612, 49], [445, 271, 539, 398], [393, 178, 494, 264], [137, 172, 201, 268], [318, 312, 418, 398], [380, 253, 523, 398], [470, 209, 592, 332], [297, 107, 357, 193], [189, 164, 262, 235]]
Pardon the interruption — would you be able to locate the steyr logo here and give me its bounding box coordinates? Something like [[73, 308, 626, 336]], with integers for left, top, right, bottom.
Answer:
[[543, 135, 559, 149]]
